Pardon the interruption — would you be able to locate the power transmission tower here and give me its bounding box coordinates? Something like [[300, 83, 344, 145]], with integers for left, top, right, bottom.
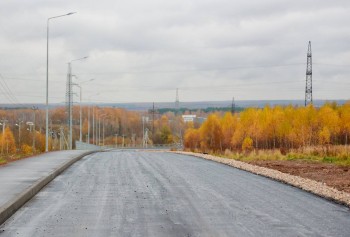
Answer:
[[305, 41, 312, 106], [149, 102, 158, 140], [231, 97, 235, 114], [175, 88, 180, 110], [66, 63, 73, 149]]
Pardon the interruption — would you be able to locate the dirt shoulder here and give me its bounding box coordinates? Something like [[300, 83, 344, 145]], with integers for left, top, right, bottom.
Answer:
[[249, 160, 350, 193]]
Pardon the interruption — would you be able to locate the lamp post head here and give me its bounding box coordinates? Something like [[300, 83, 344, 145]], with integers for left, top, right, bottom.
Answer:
[[67, 12, 77, 15], [70, 56, 89, 63]]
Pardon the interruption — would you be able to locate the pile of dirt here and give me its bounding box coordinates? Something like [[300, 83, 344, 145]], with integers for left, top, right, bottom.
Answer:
[[249, 160, 350, 193]]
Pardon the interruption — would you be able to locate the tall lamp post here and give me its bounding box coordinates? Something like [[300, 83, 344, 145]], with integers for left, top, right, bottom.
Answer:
[[98, 114, 106, 146], [88, 93, 99, 144], [46, 12, 76, 152], [15, 120, 23, 150], [32, 106, 38, 153], [72, 78, 94, 142]]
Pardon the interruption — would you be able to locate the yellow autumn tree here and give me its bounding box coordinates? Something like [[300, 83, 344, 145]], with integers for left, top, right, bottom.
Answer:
[[242, 136, 253, 151], [0, 127, 17, 154], [199, 114, 223, 152], [184, 128, 200, 151], [220, 112, 237, 150], [339, 103, 350, 145]]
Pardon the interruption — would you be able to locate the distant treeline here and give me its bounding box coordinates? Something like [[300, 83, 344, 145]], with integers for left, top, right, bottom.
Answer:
[[155, 107, 244, 114]]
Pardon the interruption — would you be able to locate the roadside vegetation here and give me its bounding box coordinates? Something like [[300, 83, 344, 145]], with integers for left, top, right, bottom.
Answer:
[[184, 102, 350, 166], [0, 106, 190, 164]]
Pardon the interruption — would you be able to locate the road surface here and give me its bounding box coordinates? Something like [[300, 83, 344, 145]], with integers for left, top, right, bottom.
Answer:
[[1, 150, 350, 236], [0, 150, 90, 208]]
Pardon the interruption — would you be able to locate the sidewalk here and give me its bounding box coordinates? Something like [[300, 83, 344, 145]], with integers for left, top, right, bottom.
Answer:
[[0, 150, 96, 224]]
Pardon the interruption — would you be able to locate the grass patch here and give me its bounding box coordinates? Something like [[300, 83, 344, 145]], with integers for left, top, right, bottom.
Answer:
[[195, 146, 350, 166]]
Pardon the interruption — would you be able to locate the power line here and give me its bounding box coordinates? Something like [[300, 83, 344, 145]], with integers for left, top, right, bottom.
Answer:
[[0, 73, 26, 107]]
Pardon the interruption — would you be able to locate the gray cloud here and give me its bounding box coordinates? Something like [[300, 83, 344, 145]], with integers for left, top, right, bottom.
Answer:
[[0, 0, 349, 104]]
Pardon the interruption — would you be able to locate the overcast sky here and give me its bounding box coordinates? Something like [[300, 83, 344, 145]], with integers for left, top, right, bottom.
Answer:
[[0, 0, 349, 104]]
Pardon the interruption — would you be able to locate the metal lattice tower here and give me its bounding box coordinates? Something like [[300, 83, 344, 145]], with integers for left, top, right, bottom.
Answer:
[[305, 41, 312, 106], [175, 88, 179, 110], [231, 96, 235, 114], [65, 63, 73, 149]]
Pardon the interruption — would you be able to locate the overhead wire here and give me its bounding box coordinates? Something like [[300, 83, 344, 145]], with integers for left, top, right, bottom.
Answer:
[[0, 73, 27, 107]]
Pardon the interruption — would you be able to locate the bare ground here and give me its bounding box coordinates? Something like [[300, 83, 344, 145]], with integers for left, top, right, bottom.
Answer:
[[248, 160, 350, 193]]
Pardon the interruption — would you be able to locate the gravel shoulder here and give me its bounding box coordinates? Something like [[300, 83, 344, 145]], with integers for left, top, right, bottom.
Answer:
[[174, 151, 350, 207]]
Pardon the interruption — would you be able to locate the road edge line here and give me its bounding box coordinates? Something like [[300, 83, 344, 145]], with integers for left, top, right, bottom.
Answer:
[[170, 151, 350, 208], [0, 150, 97, 225]]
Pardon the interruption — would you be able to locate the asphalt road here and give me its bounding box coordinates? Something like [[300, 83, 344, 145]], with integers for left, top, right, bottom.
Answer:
[[0, 150, 90, 207], [1, 151, 350, 236]]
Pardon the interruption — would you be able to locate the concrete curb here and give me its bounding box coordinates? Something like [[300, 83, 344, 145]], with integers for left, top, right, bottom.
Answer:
[[171, 151, 350, 208], [0, 150, 97, 225]]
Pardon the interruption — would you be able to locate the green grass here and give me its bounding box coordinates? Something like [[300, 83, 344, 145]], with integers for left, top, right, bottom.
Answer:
[[209, 147, 350, 166], [0, 157, 7, 165]]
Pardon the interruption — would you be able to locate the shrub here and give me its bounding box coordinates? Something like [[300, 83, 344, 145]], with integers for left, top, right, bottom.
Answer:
[[242, 137, 253, 151], [21, 144, 33, 155]]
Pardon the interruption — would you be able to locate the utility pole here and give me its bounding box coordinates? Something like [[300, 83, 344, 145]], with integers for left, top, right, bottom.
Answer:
[[15, 120, 23, 150], [152, 102, 155, 136], [132, 133, 136, 147], [32, 106, 38, 153], [102, 118, 105, 146], [0, 119, 8, 154], [92, 106, 95, 145], [175, 88, 180, 111], [87, 105, 90, 143], [98, 114, 106, 146], [142, 116, 145, 148], [66, 62, 73, 149], [66, 57, 88, 150], [98, 116, 100, 146], [79, 85, 82, 142], [231, 97, 235, 114], [305, 41, 313, 106], [59, 126, 64, 150], [149, 102, 158, 141], [143, 129, 149, 148]]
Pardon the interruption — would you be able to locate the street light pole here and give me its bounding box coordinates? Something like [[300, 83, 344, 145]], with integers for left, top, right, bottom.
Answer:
[[88, 93, 99, 145], [73, 78, 94, 143], [78, 85, 82, 142], [103, 117, 105, 146], [98, 114, 106, 146], [46, 12, 76, 153], [15, 120, 23, 150], [32, 106, 38, 153], [71, 82, 82, 142], [92, 106, 95, 144]]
